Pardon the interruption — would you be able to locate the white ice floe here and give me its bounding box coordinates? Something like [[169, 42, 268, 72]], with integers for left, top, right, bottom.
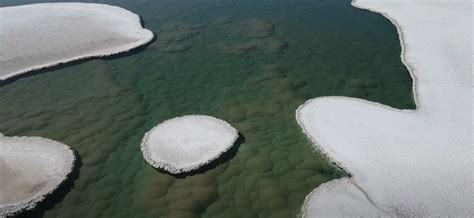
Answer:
[[0, 134, 75, 216], [298, 0, 473, 217], [0, 3, 154, 80], [141, 115, 239, 174]]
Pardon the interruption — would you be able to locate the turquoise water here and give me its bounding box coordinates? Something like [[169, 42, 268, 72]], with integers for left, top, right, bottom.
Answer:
[[0, 0, 414, 217]]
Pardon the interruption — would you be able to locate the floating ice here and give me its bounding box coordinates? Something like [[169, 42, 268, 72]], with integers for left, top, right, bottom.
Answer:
[[298, 0, 473, 216], [0, 3, 154, 80], [0, 134, 75, 216], [141, 115, 239, 174]]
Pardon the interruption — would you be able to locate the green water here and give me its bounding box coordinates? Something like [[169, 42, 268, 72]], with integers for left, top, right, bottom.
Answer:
[[0, 0, 414, 217]]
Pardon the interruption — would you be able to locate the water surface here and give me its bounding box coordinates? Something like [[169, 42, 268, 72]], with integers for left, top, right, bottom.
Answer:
[[0, 0, 414, 217]]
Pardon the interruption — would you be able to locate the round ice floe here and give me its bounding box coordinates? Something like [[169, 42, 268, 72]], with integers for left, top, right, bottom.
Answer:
[[141, 115, 239, 174], [0, 135, 75, 216]]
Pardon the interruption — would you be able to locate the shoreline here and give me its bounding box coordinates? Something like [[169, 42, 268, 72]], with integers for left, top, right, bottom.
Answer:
[[296, 0, 420, 180], [298, 0, 472, 216], [351, 0, 420, 110]]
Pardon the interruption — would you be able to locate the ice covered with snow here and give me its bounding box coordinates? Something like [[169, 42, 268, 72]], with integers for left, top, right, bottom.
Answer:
[[0, 134, 75, 216], [298, 0, 473, 216], [0, 3, 154, 80], [141, 115, 239, 174]]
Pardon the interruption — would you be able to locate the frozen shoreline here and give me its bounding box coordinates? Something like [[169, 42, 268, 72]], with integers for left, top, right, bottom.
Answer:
[[298, 0, 473, 216], [0, 3, 154, 81], [141, 115, 239, 174], [0, 134, 75, 216]]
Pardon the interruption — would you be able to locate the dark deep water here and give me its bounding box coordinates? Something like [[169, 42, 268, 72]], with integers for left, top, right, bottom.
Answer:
[[0, 0, 414, 217]]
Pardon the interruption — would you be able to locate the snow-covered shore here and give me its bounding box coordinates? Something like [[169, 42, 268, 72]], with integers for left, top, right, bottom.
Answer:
[[0, 3, 154, 80], [298, 0, 473, 216], [141, 115, 239, 174], [0, 134, 75, 216]]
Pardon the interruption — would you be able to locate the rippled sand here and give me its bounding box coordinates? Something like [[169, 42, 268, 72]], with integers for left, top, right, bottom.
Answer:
[[0, 0, 414, 217]]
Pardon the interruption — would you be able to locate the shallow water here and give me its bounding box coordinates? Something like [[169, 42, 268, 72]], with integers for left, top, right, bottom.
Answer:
[[0, 0, 414, 217]]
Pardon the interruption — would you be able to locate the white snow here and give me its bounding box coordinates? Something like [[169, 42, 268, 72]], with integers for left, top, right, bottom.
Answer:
[[0, 134, 75, 216], [298, 0, 473, 217], [0, 3, 154, 80], [140, 115, 239, 174]]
